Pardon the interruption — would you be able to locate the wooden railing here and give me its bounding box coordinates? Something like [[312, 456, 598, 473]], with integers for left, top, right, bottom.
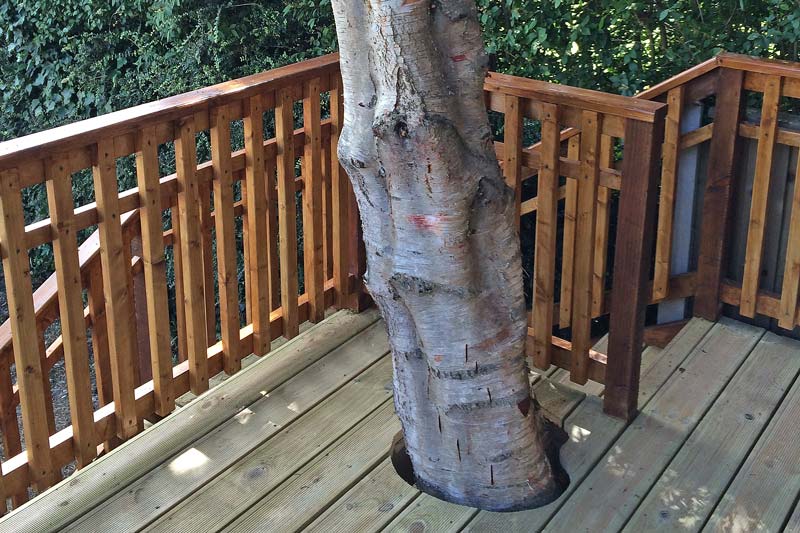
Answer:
[[485, 72, 667, 419], [636, 54, 800, 330], [0, 54, 366, 509], [2, 51, 795, 511]]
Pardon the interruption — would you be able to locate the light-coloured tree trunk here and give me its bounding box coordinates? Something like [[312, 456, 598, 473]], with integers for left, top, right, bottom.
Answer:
[[331, 0, 559, 511]]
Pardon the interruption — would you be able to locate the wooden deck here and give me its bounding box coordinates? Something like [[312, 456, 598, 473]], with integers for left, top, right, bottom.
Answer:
[[3, 310, 800, 532]]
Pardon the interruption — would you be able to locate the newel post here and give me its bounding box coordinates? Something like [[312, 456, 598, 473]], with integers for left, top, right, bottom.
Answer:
[[605, 111, 666, 420]]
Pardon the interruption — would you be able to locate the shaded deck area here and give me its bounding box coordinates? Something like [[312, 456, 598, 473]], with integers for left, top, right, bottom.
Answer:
[[3, 310, 800, 532]]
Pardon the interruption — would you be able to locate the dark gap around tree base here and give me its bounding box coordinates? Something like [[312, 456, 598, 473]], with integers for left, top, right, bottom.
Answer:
[[389, 408, 570, 512]]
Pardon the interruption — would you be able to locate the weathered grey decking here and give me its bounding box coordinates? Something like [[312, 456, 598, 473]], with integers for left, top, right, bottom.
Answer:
[[2, 310, 800, 532]]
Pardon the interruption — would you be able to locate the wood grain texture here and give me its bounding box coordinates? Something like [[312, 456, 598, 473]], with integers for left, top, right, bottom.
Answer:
[[243, 95, 271, 355], [503, 94, 523, 226], [531, 103, 560, 369], [591, 135, 613, 317], [625, 331, 800, 532], [92, 139, 141, 439], [778, 151, 800, 328], [302, 78, 326, 323], [548, 319, 762, 532], [694, 68, 745, 320], [571, 111, 602, 385], [45, 155, 97, 467], [330, 75, 351, 310], [210, 104, 242, 375], [558, 135, 580, 329], [135, 126, 174, 416], [605, 116, 665, 420], [653, 86, 684, 301], [740, 75, 783, 317], [0, 168, 56, 489], [174, 116, 210, 394], [275, 87, 300, 338]]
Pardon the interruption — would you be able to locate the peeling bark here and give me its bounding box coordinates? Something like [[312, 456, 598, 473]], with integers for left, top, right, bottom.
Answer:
[[331, 0, 558, 511]]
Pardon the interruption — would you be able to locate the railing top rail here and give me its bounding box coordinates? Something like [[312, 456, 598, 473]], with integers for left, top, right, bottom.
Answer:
[[717, 52, 800, 79], [0, 53, 341, 170], [636, 52, 800, 101], [484, 71, 666, 122]]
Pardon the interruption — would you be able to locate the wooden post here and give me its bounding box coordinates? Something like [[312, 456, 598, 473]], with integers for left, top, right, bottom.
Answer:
[[0, 168, 56, 490], [503, 95, 523, 226], [559, 134, 580, 329], [571, 111, 602, 385], [175, 117, 210, 394], [45, 155, 97, 467], [243, 95, 272, 355], [694, 68, 745, 320], [92, 141, 141, 439], [275, 87, 300, 338], [302, 78, 326, 323], [740, 75, 783, 317], [211, 104, 243, 375], [135, 126, 174, 415], [605, 113, 666, 420], [531, 103, 560, 369], [330, 75, 352, 310]]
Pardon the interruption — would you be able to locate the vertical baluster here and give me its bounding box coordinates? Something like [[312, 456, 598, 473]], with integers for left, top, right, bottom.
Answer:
[[653, 86, 684, 301], [503, 95, 523, 226], [559, 134, 580, 328], [241, 178, 252, 325], [135, 126, 174, 415], [571, 111, 602, 385], [323, 140, 334, 281], [531, 103, 560, 370], [87, 260, 113, 407], [211, 104, 242, 374], [175, 117, 210, 393], [198, 172, 216, 343], [171, 206, 188, 363], [275, 87, 300, 338], [45, 155, 96, 467], [244, 95, 271, 355], [303, 78, 325, 323], [0, 168, 56, 489], [779, 154, 800, 329], [0, 350, 25, 507], [330, 75, 351, 309], [592, 135, 613, 317], [92, 140, 140, 439], [740, 75, 783, 317]]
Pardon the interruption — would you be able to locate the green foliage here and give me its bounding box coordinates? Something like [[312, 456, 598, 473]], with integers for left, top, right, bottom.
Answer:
[[0, 0, 336, 140], [478, 0, 800, 95]]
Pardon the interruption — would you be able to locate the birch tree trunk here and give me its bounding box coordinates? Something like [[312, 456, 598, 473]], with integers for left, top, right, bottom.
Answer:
[[331, 0, 559, 511]]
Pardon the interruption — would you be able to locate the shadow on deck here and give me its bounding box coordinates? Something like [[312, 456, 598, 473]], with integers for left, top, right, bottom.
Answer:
[[3, 310, 799, 532]]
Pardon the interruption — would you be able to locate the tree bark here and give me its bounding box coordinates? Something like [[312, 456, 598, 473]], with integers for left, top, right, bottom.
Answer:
[[330, 0, 558, 511]]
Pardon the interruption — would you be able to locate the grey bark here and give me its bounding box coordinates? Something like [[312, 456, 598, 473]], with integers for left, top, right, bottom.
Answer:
[[330, 0, 558, 511]]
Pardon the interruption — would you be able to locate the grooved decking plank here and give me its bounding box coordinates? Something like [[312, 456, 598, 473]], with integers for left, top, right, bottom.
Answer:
[[304, 459, 418, 533], [382, 378, 588, 533], [464, 318, 713, 532], [545, 319, 764, 532], [223, 402, 400, 533], [70, 322, 390, 533], [702, 359, 800, 532], [785, 502, 800, 533], [0, 310, 380, 533], [146, 361, 394, 532], [625, 332, 800, 532]]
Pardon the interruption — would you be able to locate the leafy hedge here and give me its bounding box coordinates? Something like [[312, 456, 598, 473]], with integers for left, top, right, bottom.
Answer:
[[3, 0, 798, 143]]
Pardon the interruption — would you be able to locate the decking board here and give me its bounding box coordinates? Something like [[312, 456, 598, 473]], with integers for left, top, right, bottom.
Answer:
[[0, 309, 379, 533], [5, 312, 800, 533], [545, 319, 764, 532], [624, 331, 800, 531]]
